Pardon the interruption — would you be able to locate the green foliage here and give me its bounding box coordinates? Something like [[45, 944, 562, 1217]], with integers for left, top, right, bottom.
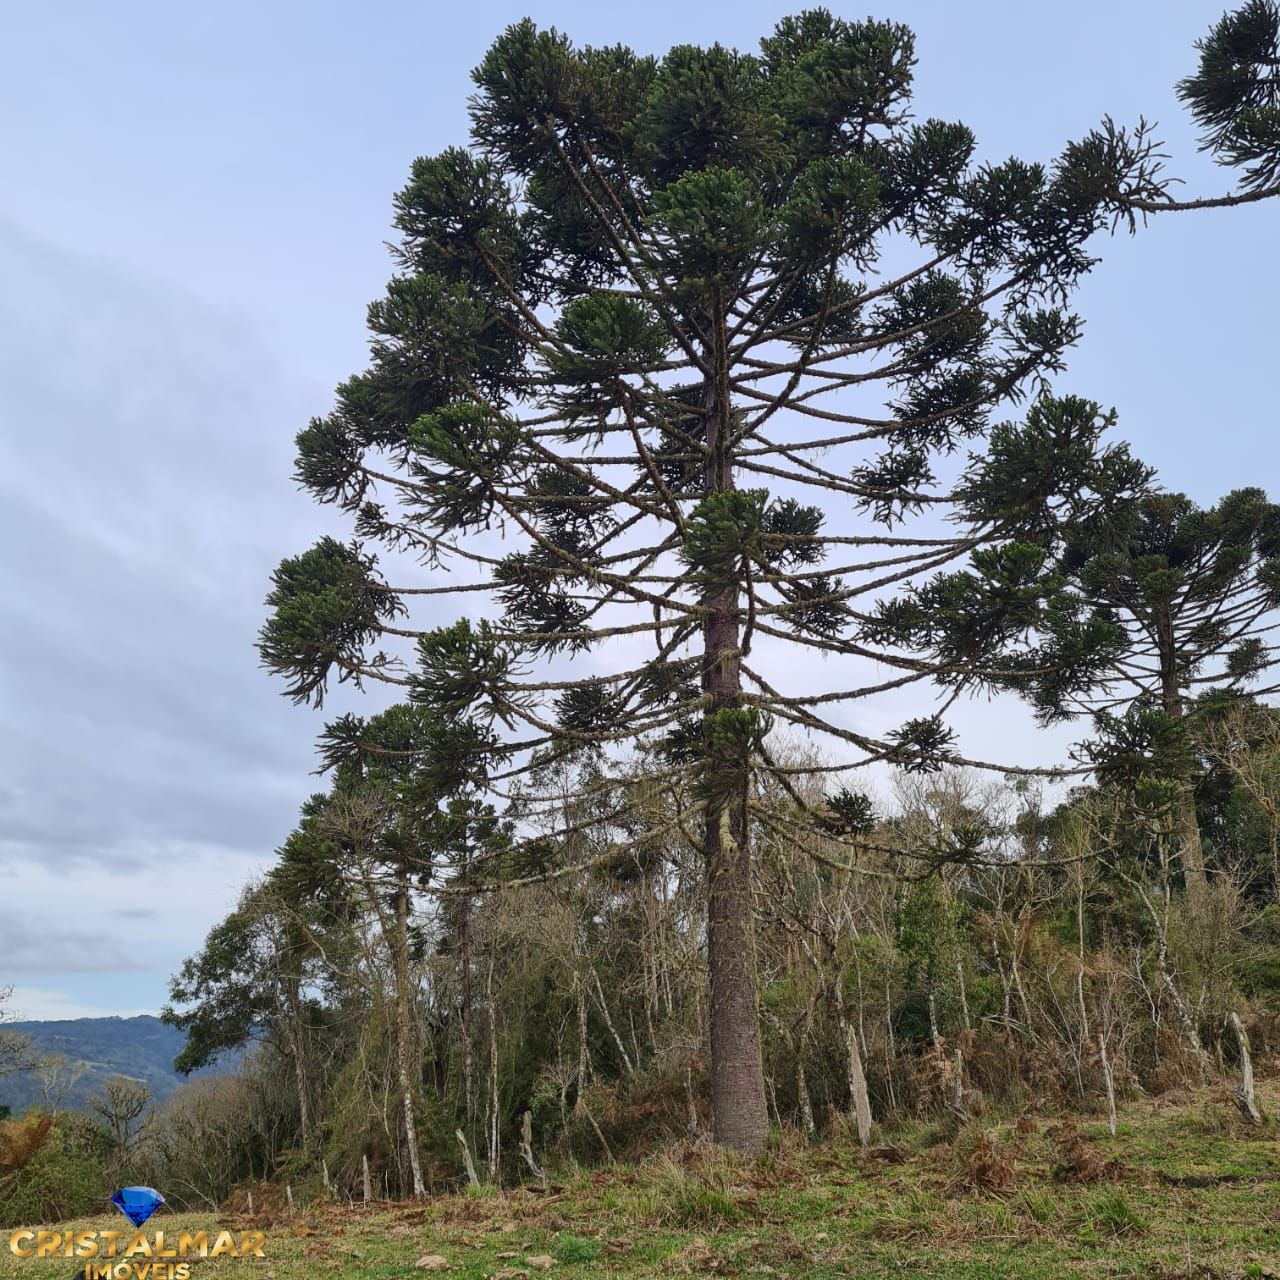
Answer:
[[165, 893, 276, 1074], [412, 618, 520, 727], [548, 294, 671, 387], [259, 538, 403, 707], [887, 716, 957, 774], [636, 43, 782, 184], [408, 402, 524, 531], [1082, 706, 1195, 796], [554, 1234, 601, 1263], [819, 788, 876, 837], [651, 167, 767, 293], [959, 397, 1146, 546], [1178, 0, 1280, 190], [681, 491, 825, 599], [0, 1112, 113, 1227]]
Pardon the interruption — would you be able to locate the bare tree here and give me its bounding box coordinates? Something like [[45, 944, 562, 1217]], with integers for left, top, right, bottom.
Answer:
[[90, 1076, 152, 1149]]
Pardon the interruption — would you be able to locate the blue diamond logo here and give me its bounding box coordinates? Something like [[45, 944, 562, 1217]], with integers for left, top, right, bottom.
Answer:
[[112, 1186, 164, 1228]]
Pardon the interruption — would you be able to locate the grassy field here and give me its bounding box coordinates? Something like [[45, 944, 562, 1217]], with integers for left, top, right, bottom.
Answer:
[[5, 1082, 1278, 1279]]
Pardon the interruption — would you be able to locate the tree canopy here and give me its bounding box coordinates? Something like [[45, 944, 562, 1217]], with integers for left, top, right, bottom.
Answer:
[[260, 5, 1280, 1150]]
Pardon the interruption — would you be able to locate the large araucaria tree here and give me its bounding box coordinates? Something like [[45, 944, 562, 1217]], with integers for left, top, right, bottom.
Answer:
[[262, 6, 1280, 1150]]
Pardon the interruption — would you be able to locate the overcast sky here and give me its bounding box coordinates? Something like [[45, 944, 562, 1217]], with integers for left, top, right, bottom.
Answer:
[[1, 0, 1275, 1021]]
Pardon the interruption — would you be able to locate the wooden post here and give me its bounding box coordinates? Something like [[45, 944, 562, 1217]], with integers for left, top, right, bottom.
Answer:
[[285, 1185, 295, 1214], [246, 1189, 254, 1217], [362, 1154, 373, 1204]]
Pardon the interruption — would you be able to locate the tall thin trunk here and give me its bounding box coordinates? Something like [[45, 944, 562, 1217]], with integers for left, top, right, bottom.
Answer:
[[701, 335, 768, 1154], [592, 967, 634, 1074], [460, 894, 474, 1128], [283, 971, 311, 1149], [575, 973, 590, 1106], [796, 1053, 815, 1137], [956, 959, 971, 1031], [684, 1061, 700, 1135], [1074, 876, 1090, 1097], [1151, 883, 1212, 1081], [1156, 603, 1207, 908], [883, 976, 898, 1113], [486, 956, 500, 1181], [1098, 1034, 1118, 1136], [393, 877, 426, 1198]]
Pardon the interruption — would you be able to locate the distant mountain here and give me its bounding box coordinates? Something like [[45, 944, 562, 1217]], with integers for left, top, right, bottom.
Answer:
[[0, 1015, 235, 1114]]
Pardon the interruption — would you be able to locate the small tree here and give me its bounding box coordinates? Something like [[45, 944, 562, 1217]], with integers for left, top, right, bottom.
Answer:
[[1202, 700, 1280, 896], [89, 1076, 151, 1151], [0, 987, 33, 1081], [261, 8, 1279, 1149]]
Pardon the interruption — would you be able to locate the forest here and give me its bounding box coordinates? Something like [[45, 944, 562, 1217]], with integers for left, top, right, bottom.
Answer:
[[3, 3, 1280, 1265]]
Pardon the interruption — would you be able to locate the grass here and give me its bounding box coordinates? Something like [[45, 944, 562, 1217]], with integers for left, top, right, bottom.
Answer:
[[3, 1081, 1279, 1279]]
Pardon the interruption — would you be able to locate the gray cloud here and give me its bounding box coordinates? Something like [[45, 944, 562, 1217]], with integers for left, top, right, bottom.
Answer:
[[0, 219, 365, 1004], [0, 910, 148, 974]]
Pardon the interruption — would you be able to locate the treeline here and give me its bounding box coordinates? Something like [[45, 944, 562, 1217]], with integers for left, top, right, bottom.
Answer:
[[3, 705, 1279, 1218], [146, 702, 1280, 1204]]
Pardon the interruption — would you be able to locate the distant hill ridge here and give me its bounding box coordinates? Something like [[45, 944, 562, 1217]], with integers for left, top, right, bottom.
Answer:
[[0, 1014, 228, 1113]]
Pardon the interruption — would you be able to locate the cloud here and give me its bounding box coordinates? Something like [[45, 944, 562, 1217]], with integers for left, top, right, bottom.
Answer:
[[5, 987, 153, 1022], [0, 218, 360, 1012], [0, 911, 145, 974]]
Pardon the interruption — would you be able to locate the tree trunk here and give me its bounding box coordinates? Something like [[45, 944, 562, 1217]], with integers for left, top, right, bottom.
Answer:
[[280, 973, 311, 1149], [1156, 603, 1207, 910], [460, 894, 474, 1128], [705, 798, 768, 1151], [701, 345, 768, 1154], [1228, 1011, 1263, 1124], [290, 1017, 312, 1149], [519, 1110, 546, 1183], [1156, 939, 1213, 1081], [832, 976, 873, 1146], [393, 878, 427, 1198], [796, 1054, 815, 1137], [1098, 1034, 1117, 1136], [575, 973, 590, 1107], [486, 957, 500, 1180], [592, 967, 634, 1074], [1174, 785, 1207, 911], [685, 1061, 700, 1136], [456, 1129, 481, 1187]]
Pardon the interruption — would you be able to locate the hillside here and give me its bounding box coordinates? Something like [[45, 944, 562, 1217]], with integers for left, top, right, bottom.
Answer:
[[0, 1014, 227, 1113], [2, 1082, 1277, 1278]]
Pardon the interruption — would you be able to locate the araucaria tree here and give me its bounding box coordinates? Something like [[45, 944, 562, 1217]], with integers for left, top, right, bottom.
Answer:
[[262, 7, 1280, 1150], [1049, 491, 1280, 906], [876, 487, 1280, 910]]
